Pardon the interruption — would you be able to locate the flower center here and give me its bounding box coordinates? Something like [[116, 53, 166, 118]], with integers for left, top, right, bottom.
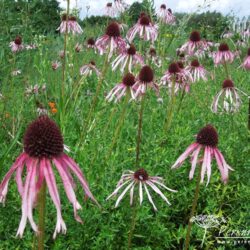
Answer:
[[107, 2, 112, 7], [190, 31, 201, 42], [160, 4, 166, 9], [89, 60, 96, 66], [139, 16, 150, 26], [14, 36, 22, 45], [168, 8, 172, 13], [248, 48, 250, 56], [24, 116, 64, 158], [87, 38, 95, 46], [149, 48, 156, 56], [168, 62, 180, 74], [196, 125, 218, 147], [123, 73, 135, 86], [106, 22, 120, 37], [222, 79, 234, 88], [191, 59, 200, 67], [134, 168, 149, 181], [219, 43, 229, 52], [139, 65, 154, 83], [69, 16, 76, 21], [127, 44, 136, 55], [61, 14, 67, 21]]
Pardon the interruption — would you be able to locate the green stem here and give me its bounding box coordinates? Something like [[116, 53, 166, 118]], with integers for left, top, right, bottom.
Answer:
[[135, 93, 146, 168], [37, 181, 46, 250], [127, 201, 137, 250], [163, 78, 176, 133], [184, 166, 201, 250], [223, 61, 230, 79], [248, 97, 250, 131]]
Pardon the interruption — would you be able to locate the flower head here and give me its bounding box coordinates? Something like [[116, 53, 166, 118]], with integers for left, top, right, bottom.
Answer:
[[0, 116, 99, 238], [106, 73, 137, 102], [111, 44, 144, 72], [96, 22, 126, 60], [105, 2, 116, 17], [80, 61, 101, 77], [56, 14, 83, 34], [158, 5, 176, 24], [9, 36, 24, 53], [172, 125, 233, 185], [133, 65, 159, 98], [211, 79, 242, 113], [213, 43, 234, 65], [127, 14, 158, 42], [240, 48, 250, 70], [52, 61, 61, 70], [107, 168, 177, 211], [186, 59, 208, 82]]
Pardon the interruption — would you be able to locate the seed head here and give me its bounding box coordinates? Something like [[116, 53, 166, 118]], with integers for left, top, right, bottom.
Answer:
[[190, 31, 201, 42], [247, 48, 250, 56], [24, 116, 64, 158], [139, 15, 150, 26], [191, 59, 200, 67], [14, 36, 22, 45], [127, 44, 136, 55], [168, 62, 180, 74], [87, 38, 95, 46], [134, 168, 149, 181], [219, 43, 229, 52], [196, 125, 218, 147], [222, 79, 234, 88], [123, 73, 136, 86], [106, 22, 120, 37], [139, 65, 154, 83], [160, 4, 166, 9]]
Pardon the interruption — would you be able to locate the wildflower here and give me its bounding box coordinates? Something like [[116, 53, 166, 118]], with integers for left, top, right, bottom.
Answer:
[[114, 0, 127, 13], [59, 50, 65, 59], [211, 79, 242, 113], [186, 59, 208, 82], [86, 38, 96, 49], [147, 47, 162, 68], [79, 61, 101, 77], [127, 13, 158, 43], [0, 116, 99, 238], [106, 73, 136, 102], [52, 61, 61, 70], [9, 36, 24, 53], [172, 124, 233, 185], [160, 62, 192, 94], [158, 5, 176, 24], [75, 43, 82, 52], [96, 22, 126, 60], [241, 28, 250, 40], [57, 14, 83, 34], [221, 28, 234, 39], [111, 44, 144, 73], [25, 44, 37, 50], [107, 168, 177, 211], [240, 48, 250, 70], [180, 31, 206, 56], [213, 43, 234, 65], [133, 65, 159, 98], [51, 108, 57, 114]]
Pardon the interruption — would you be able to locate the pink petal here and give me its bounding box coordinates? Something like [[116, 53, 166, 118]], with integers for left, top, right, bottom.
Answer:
[[189, 145, 202, 180]]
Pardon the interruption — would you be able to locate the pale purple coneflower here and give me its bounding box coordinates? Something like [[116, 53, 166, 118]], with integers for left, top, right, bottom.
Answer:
[[240, 48, 250, 70], [9, 36, 24, 53], [57, 15, 83, 34], [186, 59, 208, 82], [213, 43, 235, 65], [241, 28, 250, 40], [236, 39, 247, 48], [96, 22, 126, 60], [172, 124, 233, 185], [133, 65, 159, 98], [221, 30, 234, 39], [107, 168, 177, 211], [75, 43, 82, 53], [111, 44, 144, 72], [52, 61, 61, 70], [147, 47, 162, 68], [80, 61, 101, 77], [105, 2, 116, 17], [0, 116, 99, 238], [211, 79, 242, 113], [180, 31, 206, 56], [158, 5, 176, 25], [160, 62, 192, 94], [106, 73, 136, 102], [126, 13, 158, 43], [114, 0, 126, 13]]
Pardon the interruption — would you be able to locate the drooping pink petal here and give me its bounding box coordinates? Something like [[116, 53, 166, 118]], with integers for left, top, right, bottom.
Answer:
[[53, 158, 83, 223], [115, 181, 134, 207], [43, 159, 66, 238], [0, 153, 27, 203], [144, 183, 157, 211], [15, 164, 25, 197], [189, 145, 202, 180], [200, 146, 208, 183], [172, 143, 199, 169], [206, 147, 212, 186], [61, 154, 100, 207]]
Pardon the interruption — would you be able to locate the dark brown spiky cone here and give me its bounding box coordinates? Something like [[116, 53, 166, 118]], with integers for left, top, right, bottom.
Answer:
[[160, 4, 166, 9], [189, 31, 201, 42], [127, 44, 136, 55], [191, 59, 200, 67], [196, 125, 218, 147], [87, 38, 95, 46], [139, 15, 151, 26], [134, 168, 149, 181], [106, 22, 120, 37], [168, 62, 180, 74], [15, 36, 22, 45], [248, 48, 250, 56], [222, 79, 234, 89], [24, 116, 64, 158], [123, 73, 136, 86], [219, 43, 229, 52], [139, 65, 154, 82]]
